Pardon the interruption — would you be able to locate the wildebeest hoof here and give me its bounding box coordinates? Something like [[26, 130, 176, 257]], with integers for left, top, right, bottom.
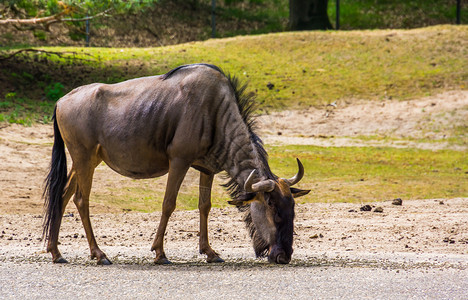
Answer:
[[97, 258, 112, 265], [155, 257, 172, 265], [207, 256, 225, 263], [53, 256, 68, 264]]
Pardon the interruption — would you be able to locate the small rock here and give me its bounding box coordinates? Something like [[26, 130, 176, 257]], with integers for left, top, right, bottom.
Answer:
[[64, 213, 74, 217], [266, 82, 275, 90], [310, 233, 324, 239], [348, 209, 356, 213], [439, 200, 444, 205], [360, 205, 372, 212], [392, 198, 403, 205], [373, 207, 384, 213], [443, 237, 455, 244]]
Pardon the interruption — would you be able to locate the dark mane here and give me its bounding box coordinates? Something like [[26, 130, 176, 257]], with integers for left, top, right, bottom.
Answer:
[[160, 63, 223, 81], [221, 73, 275, 200]]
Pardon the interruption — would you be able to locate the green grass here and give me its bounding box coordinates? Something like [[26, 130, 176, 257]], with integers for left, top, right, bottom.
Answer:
[[87, 145, 467, 212], [0, 92, 54, 125], [1, 25, 467, 124], [267, 145, 467, 204]]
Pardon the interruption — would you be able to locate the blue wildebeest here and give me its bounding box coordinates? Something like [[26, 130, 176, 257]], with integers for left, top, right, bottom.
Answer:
[[43, 64, 310, 265]]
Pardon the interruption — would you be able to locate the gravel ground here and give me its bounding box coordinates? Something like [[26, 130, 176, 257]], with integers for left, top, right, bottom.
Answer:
[[1, 199, 467, 299], [0, 260, 467, 299]]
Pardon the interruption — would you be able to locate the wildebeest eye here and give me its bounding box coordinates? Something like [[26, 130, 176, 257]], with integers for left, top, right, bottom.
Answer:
[[274, 213, 282, 223]]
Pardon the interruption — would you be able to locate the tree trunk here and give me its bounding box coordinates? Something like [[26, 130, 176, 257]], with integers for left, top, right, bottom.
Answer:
[[289, 0, 333, 30]]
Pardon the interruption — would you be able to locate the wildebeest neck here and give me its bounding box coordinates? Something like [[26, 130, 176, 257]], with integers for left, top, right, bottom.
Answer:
[[214, 108, 275, 199]]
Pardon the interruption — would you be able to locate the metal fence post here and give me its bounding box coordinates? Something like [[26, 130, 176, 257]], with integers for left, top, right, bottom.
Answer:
[[85, 14, 90, 47], [456, 0, 461, 24], [336, 0, 340, 30], [211, 0, 216, 38]]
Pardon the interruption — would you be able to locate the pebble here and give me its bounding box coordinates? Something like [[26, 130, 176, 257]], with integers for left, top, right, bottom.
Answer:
[[373, 207, 384, 213], [360, 205, 372, 212]]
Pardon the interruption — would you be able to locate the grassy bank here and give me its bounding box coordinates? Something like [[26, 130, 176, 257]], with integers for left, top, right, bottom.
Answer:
[[88, 144, 467, 212], [268, 145, 467, 204], [1, 25, 467, 124]]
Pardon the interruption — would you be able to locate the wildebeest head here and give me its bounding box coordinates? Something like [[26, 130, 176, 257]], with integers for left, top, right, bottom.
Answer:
[[228, 159, 310, 264]]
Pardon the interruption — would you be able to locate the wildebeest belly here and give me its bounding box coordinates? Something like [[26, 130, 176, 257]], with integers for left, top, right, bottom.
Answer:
[[97, 143, 170, 179]]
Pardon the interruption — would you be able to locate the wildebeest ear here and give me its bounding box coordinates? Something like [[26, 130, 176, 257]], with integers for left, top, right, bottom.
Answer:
[[228, 193, 257, 207], [290, 187, 311, 198]]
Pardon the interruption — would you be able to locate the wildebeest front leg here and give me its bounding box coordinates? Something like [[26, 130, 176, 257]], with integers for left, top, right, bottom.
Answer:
[[151, 158, 190, 264], [199, 172, 224, 263]]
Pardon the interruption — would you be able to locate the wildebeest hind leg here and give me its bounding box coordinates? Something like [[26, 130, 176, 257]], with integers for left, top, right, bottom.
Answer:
[[198, 172, 224, 263], [47, 169, 77, 263], [151, 158, 190, 264], [73, 156, 111, 265]]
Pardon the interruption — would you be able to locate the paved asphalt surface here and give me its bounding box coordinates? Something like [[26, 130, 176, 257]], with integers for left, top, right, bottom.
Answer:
[[1, 251, 466, 299]]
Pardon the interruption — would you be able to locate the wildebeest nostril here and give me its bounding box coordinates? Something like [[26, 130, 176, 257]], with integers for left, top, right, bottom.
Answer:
[[269, 247, 290, 264], [276, 252, 290, 264]]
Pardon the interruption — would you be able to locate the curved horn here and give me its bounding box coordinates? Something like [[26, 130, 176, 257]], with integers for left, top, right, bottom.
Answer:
[[284, 158, 304, 186], [244, 170, 275, 193]]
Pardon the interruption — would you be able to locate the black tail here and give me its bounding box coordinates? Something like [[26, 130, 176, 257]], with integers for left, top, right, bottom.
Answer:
[[42, 106, 68, 241]]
